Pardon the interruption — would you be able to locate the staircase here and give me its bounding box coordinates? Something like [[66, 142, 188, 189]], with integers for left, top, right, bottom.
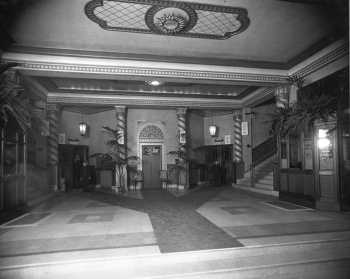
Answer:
[[234, 156, 278, 197], [234, 136, 278, 197]]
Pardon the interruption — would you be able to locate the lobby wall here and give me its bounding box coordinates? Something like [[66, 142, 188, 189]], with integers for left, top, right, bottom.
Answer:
[[187, 111, 204, 149], [59, 110, 90, 147], [127, 108, 178, 165], [252, 103, 275, 147], [59, 108, 179, 166], [203, 113, 234, 146]]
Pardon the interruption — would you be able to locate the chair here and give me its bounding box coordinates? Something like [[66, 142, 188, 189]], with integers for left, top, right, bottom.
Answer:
[[160, 170, 169, 190]]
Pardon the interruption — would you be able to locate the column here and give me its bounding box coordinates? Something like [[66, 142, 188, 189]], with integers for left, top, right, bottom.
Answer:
[[47, 104, 60, 191], [233, 110, 244, 182], [176, 107, 188, 189], [115, 105, 128, 192]]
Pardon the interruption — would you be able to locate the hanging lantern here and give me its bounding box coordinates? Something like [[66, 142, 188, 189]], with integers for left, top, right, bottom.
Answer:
[[79, 121, 88, 136], [209, 125, 217, 137]]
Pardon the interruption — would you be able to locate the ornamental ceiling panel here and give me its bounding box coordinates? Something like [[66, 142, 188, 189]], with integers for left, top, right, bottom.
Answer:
[[9, 0, 339, 67], [85, 0, 249, 39]]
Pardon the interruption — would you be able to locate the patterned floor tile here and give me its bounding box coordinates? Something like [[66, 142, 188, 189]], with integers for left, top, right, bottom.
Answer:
[[264, 200, 313, 211], [2, 213, 51, 227], [221, 206, 255, 215], [68, 213, 114, 224]]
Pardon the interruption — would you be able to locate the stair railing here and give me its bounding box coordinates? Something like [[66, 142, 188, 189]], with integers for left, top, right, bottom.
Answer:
[[251, 136, 277, 187]]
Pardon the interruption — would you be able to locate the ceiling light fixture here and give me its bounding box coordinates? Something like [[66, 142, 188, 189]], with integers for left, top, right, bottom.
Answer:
[[147, 80, 162, 86]]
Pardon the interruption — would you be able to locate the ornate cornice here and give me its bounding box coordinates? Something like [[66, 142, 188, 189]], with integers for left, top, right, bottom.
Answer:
[[242, 87, 275, 107], [2, 52, 289, 84], [289, 39, 349, 78], [47, 93, 242, 109]]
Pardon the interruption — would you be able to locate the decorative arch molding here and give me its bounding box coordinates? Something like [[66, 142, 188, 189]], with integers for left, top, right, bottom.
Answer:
[[136, 121, 167, 171], [139, 124, 164, 141]]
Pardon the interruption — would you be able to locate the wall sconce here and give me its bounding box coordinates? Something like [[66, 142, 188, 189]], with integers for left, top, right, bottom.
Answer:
[[209, 125, 217, 137], [317, 129, 330, 149], [79, 121, 88, 136], [208, 110, 218, 137]]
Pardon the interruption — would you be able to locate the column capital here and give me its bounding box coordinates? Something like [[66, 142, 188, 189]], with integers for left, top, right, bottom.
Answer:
[[232, 109, 242, 118], [115, 105, 127, 113], [176, 107, 187, 115], [47, 103, 60, 112]]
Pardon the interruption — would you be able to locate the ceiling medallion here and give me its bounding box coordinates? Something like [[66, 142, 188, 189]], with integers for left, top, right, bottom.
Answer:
[[156, 13, 187, 34], [85, 0, 250, 40], [145, 5, 197, 35]]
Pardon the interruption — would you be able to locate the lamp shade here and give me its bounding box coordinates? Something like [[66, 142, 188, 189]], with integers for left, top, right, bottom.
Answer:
[[79, 122, 88, 136], [209, 125, 217, 137]]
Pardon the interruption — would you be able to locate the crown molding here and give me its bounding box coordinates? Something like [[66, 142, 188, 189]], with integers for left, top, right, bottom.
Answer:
[[3, 39, 348, 86], [2, 52, 289, 84], [242, 87, 274, 107], [47, 92, 242, 109], [289, 38, 349, 78]]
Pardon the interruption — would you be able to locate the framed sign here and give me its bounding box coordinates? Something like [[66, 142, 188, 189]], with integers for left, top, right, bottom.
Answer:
[[224, 135, 231, 144], [241, 121, 248, 136], [179, 131, 186, 144]]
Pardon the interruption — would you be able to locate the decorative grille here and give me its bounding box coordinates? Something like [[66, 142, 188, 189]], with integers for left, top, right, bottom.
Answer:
[[139, 125, 164, 139], [85, 0, 250, 39]]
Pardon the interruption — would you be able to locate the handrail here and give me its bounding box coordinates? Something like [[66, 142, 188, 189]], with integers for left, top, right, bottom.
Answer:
[[252, 136, 277, 167]]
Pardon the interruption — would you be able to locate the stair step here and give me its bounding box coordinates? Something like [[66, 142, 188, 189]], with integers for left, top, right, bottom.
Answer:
[[233, 183, 278, 197], [1, 240, 349, 279], [256, 178, 274, 185], [254, 183, 274, 190]]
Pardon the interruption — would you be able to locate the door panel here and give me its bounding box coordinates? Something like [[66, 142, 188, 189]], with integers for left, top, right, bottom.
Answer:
[[142, 145, 161, 188]]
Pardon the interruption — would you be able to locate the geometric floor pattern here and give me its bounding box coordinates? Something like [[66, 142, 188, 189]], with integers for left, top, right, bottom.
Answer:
[[1, 213, 51, 227], [264, 200, 313, 211]]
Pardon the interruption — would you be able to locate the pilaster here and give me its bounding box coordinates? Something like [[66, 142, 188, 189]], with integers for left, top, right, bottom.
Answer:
[[176, 107, 188, 189], [47, 103, 60, 191], [115, 105, 128, 192], [233, 110, 244, 181]]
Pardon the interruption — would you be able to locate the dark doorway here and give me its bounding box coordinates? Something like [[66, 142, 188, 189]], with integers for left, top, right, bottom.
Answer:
[[58, 144, 89, 191], [142, 145, 161, 189]]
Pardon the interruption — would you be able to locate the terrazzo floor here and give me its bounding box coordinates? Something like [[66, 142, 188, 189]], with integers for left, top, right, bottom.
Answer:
[[0, 186, 350, 269]]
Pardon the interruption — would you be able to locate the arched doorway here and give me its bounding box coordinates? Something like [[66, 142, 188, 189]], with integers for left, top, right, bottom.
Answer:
[[138, 124, 166, 189]]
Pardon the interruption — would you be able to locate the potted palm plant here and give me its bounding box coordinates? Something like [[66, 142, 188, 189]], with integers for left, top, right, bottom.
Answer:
[[91, 126, 138, 193], [0, 63, 32, 130], [168, 143, 189, 190]]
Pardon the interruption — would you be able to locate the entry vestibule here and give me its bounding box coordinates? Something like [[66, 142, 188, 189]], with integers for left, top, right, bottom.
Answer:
[[142, 145, 162, 188]]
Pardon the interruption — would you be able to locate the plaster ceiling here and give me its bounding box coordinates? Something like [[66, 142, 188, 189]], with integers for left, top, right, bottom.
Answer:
[[9, 0, 339, 67]]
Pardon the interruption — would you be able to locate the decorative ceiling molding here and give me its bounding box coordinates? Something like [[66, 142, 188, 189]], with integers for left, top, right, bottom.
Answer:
[[47, 92, 242, 109], [85, 0, 249, 40], [242, 87, 275, 107], [289, 39, 349, 78], [2, 52, 289, 84]]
